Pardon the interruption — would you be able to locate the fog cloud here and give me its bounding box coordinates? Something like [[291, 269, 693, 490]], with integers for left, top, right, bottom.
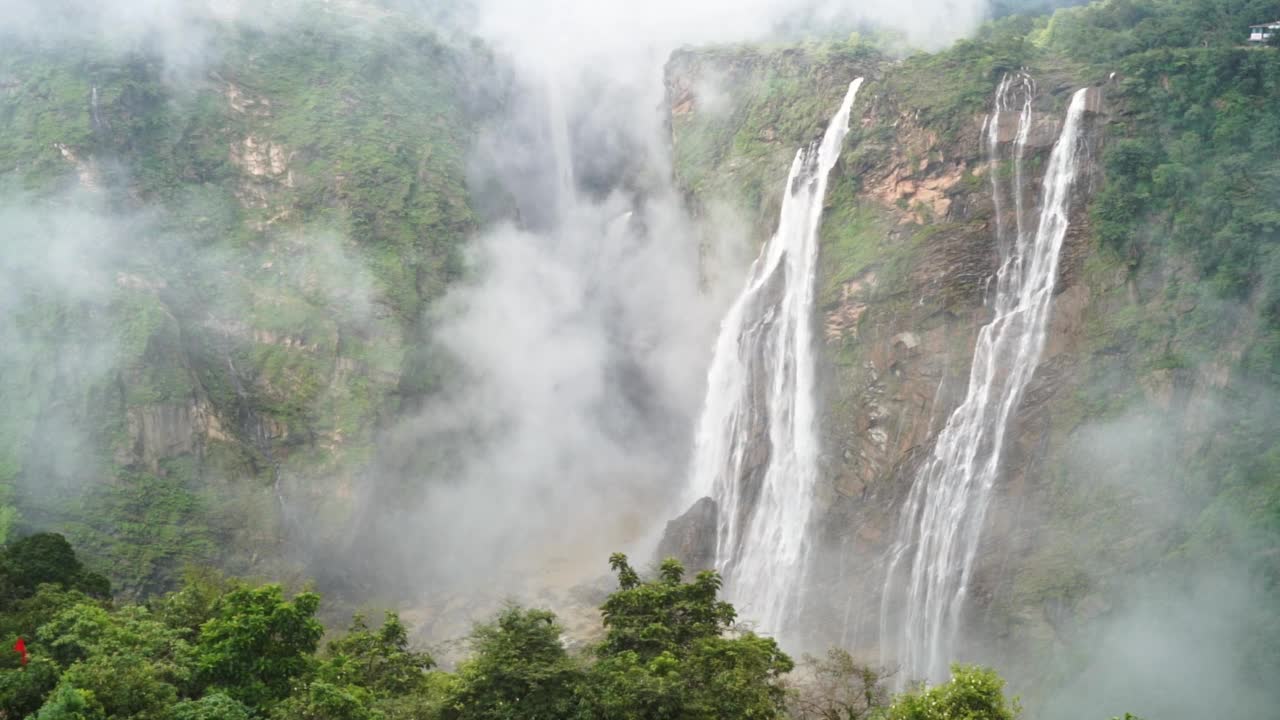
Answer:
[[0, 0, 1005, 616], [347, 0, 1001, 611], [1009, 384, 1280, 719]]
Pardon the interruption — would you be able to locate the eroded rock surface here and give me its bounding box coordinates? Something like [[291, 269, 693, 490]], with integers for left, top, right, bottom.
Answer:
[[655, 497, 719, 573]]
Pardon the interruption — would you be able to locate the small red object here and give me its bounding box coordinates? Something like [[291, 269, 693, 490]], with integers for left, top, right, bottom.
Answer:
[[13, 637, 27, 665]]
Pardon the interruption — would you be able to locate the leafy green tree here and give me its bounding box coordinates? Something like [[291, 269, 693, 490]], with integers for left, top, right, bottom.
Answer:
[[597, 555, 737, 660], [0, 656, 61, 717], [277, 612, 438, 720], [151, 569, 241, 642], [0, 585, 98, 670], [880, 665, 1020, 720], [320, 612, 434, 695], [578, 554, 794, 720], [376, 671, 458, 720], [170, 692, 253, 720], [32, 683, 105, 720], [195, 585, 323, 708], [270, 680, 378, 720], [39, 603, 196, 688], [443, 607, 583, 720], [582, 633, 794, 720], [0, 533, 110, 608], [24, 601, 192, 719], [49, 654, 179, 720]]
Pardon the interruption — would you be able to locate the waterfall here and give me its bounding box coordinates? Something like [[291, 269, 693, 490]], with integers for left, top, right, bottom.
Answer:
[[879, 84, 1090, 684], [985, 73, 1035, 272], [90, 86, 104, 132], [546, 78, 577, 221], [686, 78, 864, 636]]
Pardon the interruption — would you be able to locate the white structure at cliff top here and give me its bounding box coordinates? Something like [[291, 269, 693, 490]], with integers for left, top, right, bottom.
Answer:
[[1249, 21, 1279, 42]]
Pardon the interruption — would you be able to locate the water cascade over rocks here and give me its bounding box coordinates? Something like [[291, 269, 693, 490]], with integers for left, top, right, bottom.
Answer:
[[683, 78, 864, 637], [879, 83, 1092, 684]]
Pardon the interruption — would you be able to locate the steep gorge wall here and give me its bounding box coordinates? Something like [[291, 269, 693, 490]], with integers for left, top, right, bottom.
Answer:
[[0, 12, 492, 595], [666, 32, 1280, 704], [665, 41, 1109, 626]]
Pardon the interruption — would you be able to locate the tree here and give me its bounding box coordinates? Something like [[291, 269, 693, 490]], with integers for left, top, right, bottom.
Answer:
[[276, 612, 439, 720], [0, 656, 61, 717], [31, 683, 105, 720], [320, 612, 434, 696], [0, 533, 110, 608], [0, 585, 98, 671], [150, 569, 241, 642], [195, 585, 323, 708], [170, 692, 253, 720], [49, 654, 179, 720], [27, 602, 195, 719], [880, 665, 1020, 720], [443, 607, 583, 720], [269, 680, 377, 720], [40, 604, 195, 683], [786, 648, 891, 720], [375, 671, 458, 720], [597, 555, 737, 661], [579, 554, 794, 720]]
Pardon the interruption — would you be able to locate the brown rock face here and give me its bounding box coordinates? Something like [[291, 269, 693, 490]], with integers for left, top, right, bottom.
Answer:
[[123, 403, 199, 470], [668, 47, 1277, 710], [805, 81, 1110, 655], [667, 49, 1117, 669], [655, 497, 719, 573]]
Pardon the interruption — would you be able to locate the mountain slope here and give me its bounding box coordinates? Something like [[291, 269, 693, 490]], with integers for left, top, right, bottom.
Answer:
[[665, 2, 1280, 712], [0, 8, 489, 595]]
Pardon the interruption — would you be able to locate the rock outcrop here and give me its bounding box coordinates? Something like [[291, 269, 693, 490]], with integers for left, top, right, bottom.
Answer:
[[664, 46, 1171, 693], [0, 16, 485, 596], [655, 496, 719, 573]]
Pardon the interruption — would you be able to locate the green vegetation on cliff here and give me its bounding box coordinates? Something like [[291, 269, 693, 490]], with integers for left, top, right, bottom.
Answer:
[[668, 1, 1280, 714], [0, 5, 490, 593], [1041, 2, 1280, 701], [668, 41, 884, 243]]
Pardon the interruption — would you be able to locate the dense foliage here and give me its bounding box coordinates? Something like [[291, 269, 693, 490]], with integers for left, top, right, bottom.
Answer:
[[881, 666, 1020, 720], [3, 0, 1278, 717], [0, 535, 1056, 720], [1059, 1, 1280, 310], [1043, 0, 1280, 685]]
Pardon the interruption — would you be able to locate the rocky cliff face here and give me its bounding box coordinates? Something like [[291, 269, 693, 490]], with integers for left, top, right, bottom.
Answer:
[[664, 37, 1278, 700], [0, 11, 491, 595]]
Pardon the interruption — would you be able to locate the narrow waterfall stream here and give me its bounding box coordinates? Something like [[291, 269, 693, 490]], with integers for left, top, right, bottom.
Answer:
[[880, 85, 1091, 684], [685, 78, 864, 636]]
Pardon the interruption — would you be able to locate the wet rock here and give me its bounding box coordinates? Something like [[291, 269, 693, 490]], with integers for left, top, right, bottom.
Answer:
[[994, 110, 1060, 148], [1024, 113, 1062, 148], [892, 332, 920, 351], [655, 497, 719, 573], [122, 400, 226, 472], [1081, 86, 1105, 115]]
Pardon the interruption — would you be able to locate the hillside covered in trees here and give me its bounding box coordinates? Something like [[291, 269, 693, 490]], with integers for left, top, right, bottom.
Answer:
[[2, 0, 1278, 717]]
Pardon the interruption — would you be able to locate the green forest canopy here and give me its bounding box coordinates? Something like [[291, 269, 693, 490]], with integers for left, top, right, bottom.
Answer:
[[0, 533, 1126, 720]]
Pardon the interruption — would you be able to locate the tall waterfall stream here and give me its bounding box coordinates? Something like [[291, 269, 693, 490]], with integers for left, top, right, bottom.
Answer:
[[879, 83, 1092, 684], [684, 78, 864, 636]]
